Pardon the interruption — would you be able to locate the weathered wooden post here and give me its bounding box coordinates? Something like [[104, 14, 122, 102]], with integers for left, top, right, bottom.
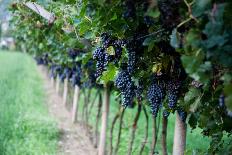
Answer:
[[71, 85, 80, 123], [62, 78, 68, 105]]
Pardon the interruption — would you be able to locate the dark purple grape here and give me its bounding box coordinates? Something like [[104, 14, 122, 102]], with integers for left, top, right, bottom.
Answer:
[[177, 108, 187, 122], [219, 94, 225, 108], [144, 16, 155, 26], [163, 109, 170, 118], [147, 82, 164, 117], [167, 79, 181, 110], [127, 50, 136, 74], [123, 0, 136, 19], [115, 70, 135, 108]]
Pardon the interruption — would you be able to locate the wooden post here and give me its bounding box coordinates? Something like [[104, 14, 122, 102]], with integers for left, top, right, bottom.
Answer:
[[98, 85, 110, 155], [24, 2, 56, 23], [161, 117, 168, 155], [55, 75, 60, 94], [51, 77, 54, 87], [72, 85, 80, 123], [62, 78, 68, 105], [94, 92, 103, 148], [173, 113, 187, 155], [150, 117, 157, 155]]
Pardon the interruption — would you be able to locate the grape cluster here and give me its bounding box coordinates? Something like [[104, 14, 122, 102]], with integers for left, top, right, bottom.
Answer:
[[68, 49, 78, 59], [93, 47, 109, 77], [60, 68, 72, 82], [123, 0, 136, 19], [68, 49, 84, 60], [101, 33, 113, 48], [83, 60, 97, 88], [166, 79, 181, 110], [163, 109, 170, 118], [35, 53, 49, 65], [158, 0, 182, 29], [219, 94, 225, 108], [125, 40, 141, 74], [143, 16, 155, 27], [177, 108, 187, 122], [127, 49, 136, 74], [60, 71, 66, 82], [147, 82, 165, 117], [135, 81, 143, 101], [71, 64, 82, 87], [115, 70, 135, 108], [50, 65, 62, 78], [113, 40, 125, 63], [93, 33, 126, 77]]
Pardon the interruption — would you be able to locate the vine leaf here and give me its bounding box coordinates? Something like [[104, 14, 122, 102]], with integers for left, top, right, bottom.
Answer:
[[170, 29, 180, 49], [100, 64, 117, 84]]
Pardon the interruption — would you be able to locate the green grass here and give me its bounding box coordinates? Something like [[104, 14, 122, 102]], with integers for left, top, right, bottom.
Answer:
[[77, 90, 211, 155], [0, 51, 58, 155]]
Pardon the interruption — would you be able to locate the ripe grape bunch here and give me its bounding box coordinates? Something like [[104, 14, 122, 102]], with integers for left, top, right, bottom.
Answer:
[[135, 81, 143, 101], [123, 0, 136, 19], [158, 0, 182, 30], [163, 109, 170, 118], [167, 79, 181, 110], [93, 33, 125, 78], [127, 48, 136, 74], [71, 65, 82, 87], [83, 61, 97, 88], [115, 70, 135, 108], [93, 47, 109, 77], [68, 49, 78, 60], [147, 81, 165, 117], [177, 108, 187, 122], [113, 39, 125, 63], [60, 68, 72, 82]]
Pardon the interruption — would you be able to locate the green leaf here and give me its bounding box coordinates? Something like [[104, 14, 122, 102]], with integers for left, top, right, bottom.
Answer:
[[84, 31, 95, 39], [110, 13, 117, 21], [221, 73, 232, 83], [146, 9, 160, 18], [100, 64, 117, 84], [170, 29, 180, 48], [184, 88, 201, 103], [192, 0, 211, 17], [143, 37, 154, 46], [189, 113, 198, 129]]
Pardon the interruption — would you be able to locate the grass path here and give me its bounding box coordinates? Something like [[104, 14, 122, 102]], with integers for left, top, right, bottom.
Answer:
[[0, 51, 58, 155], [37, 66, 96, 155]]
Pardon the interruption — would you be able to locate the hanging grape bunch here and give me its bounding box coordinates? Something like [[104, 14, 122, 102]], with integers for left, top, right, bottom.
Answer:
[[71, 63, 82, 87], [166, 79, 181, 110], [163, 109, 170, 118], [123, 0, 136, 19], [93, 33, 126, 78], [147, 80, 165, 117], [158, 0, 182, 30], [115, 69, 135, 108], [126, 45, 136, 75]]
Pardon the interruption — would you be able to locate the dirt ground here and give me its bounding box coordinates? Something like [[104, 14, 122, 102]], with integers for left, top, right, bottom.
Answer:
[[38, 66, 97, 155]]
